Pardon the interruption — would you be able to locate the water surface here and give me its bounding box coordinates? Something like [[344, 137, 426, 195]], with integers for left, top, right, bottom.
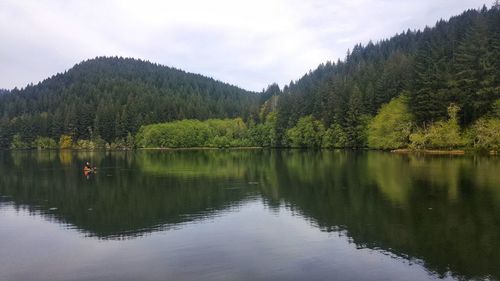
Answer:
[[0, 150, 499, 281]]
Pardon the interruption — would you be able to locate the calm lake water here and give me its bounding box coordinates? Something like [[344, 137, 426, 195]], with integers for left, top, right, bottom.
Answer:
[[0, 150, 499, 281]]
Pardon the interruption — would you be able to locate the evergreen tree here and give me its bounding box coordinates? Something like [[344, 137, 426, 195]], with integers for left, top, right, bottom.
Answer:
[[410, 38, 449, 124], [454, 14, 498, 125], [344, 86, 366, 148]]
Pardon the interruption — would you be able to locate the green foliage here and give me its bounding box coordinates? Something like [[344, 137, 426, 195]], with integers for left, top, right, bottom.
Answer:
[[32, 137, 57, 149], [492, 99, 500, 118], [259, 94, 279, 121], [255, 113, 279, 147], [93, 135, 107, 150], [344, 86, 369, 148], [136, 120, 208, 148], [247, 112, 278, 147], [107, 136, 135, 150], [426, 123, 465, 149], [136, 118, 252, 148], [75, 140, 96, 150], [59, 135, 73, 149], [323, 123, 347, 148], [409, 104, 467, 149], [368, 95, 414, 149], [211, 136, 231, 148], [408, 128, 428, 150], [285, 115, 325, 148], [248, 124, 270, 147], [265, 112, 279, 146], [469, 117, 500, 151], [10, 134, 30, 149], [125, 133, 135, 149]]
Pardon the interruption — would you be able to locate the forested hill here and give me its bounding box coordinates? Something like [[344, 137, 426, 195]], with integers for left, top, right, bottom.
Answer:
[[274, 6, 500, 147], [0, 57, 260, 146]]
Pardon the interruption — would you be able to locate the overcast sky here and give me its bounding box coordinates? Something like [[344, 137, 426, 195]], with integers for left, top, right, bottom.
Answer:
[[0, 0, 489, 91]]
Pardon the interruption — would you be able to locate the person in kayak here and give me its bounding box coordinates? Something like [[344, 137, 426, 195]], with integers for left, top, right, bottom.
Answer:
[[83, 162, 98, 178], [84, 162, 93, 171]]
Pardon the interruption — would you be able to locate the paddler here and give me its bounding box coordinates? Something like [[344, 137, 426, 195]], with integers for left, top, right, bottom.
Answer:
[[84, 162, 93, 172]]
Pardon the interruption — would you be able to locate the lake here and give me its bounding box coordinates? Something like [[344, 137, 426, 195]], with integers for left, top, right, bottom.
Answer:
[[0, 150, 499, 281]]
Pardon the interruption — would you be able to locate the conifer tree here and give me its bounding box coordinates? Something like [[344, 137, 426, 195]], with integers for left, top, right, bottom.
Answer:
[[344, 86, 365, 148], [454, 14, 498, 124]]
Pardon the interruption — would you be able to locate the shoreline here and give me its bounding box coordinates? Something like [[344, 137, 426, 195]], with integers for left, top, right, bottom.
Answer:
[[2, 147, 497, 155], [391, 149, 498, 155], [391, 149, 466, 155], [2, 147, 265, 152], [139, 146, 264, 151]]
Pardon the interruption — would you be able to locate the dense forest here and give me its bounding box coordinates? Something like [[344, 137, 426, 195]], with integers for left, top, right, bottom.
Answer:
[[1, 5, 499, 151], [0, 57, 261, 148]]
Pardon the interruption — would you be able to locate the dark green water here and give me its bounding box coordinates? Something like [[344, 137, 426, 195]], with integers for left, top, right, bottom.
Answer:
[[0, 150, 499, 281]]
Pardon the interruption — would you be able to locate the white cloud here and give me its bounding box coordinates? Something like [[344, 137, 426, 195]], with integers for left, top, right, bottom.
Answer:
[[0, 0, 488, 91]]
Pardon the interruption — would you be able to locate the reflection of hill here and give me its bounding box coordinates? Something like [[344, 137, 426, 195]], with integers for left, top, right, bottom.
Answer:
[[0, 151, 261, 239], [259, 151, 500, 280], [1, 150, 499, 279]]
